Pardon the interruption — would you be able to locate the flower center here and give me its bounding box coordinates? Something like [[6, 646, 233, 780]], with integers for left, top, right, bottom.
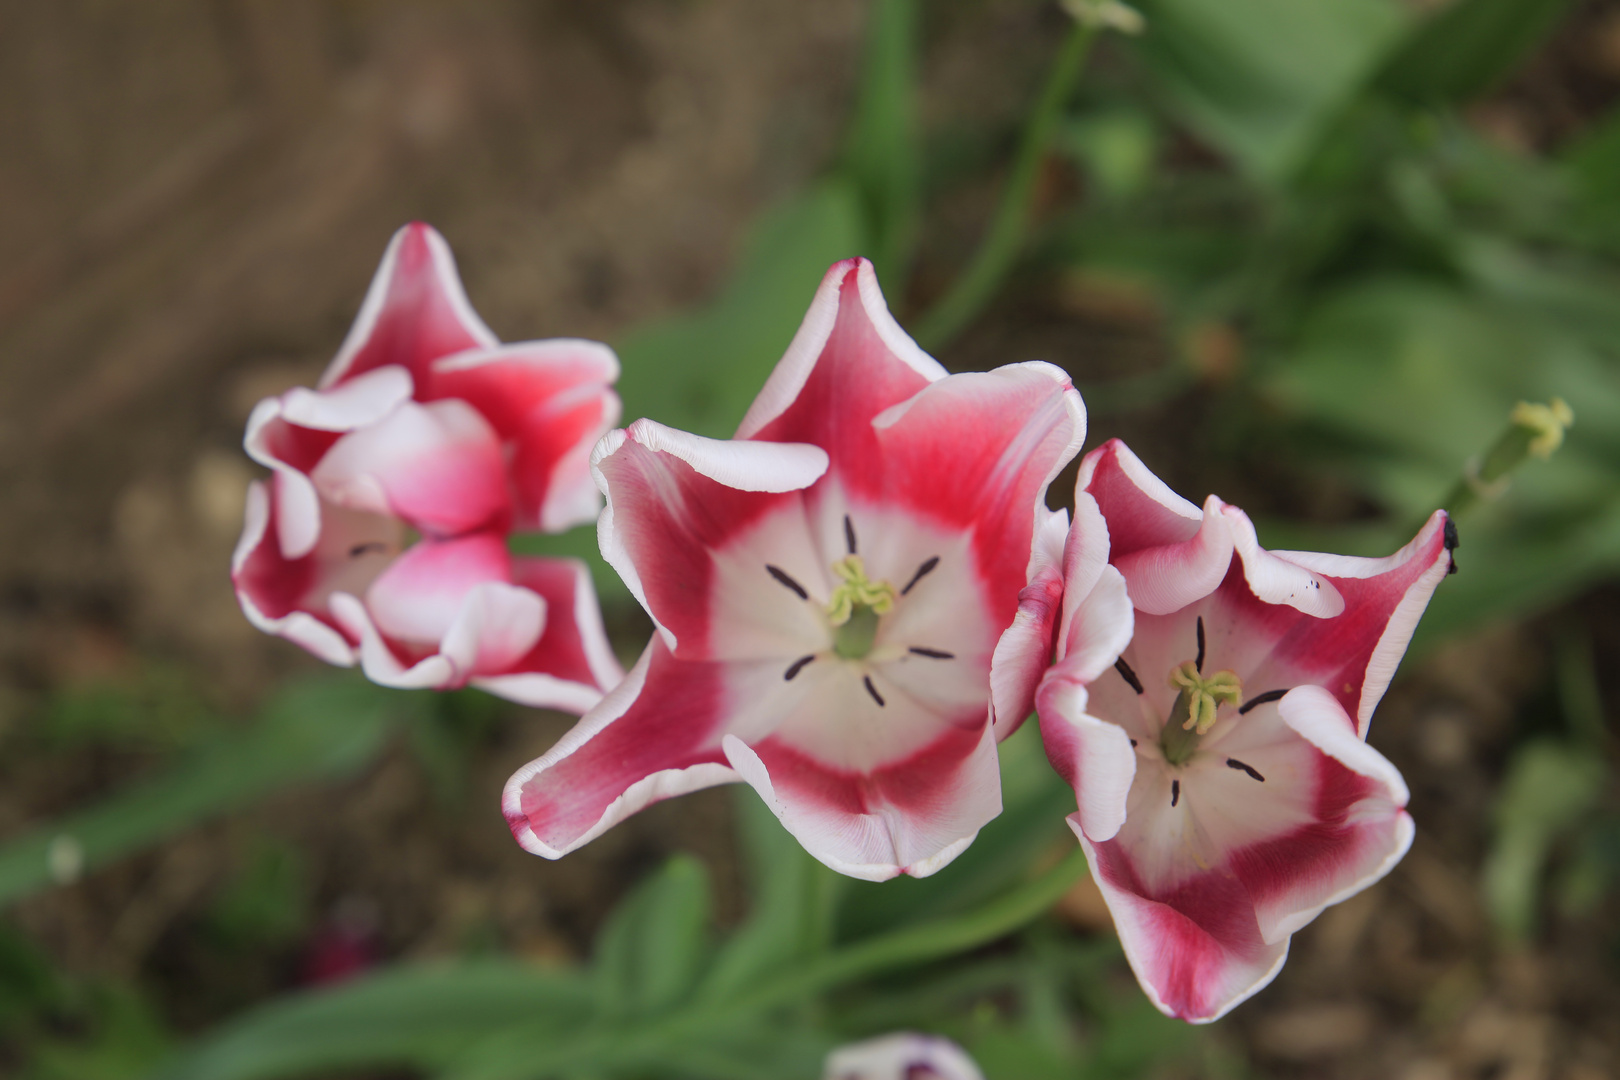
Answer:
[[1159, 661, 1242, 767], [827, 554, 896, 659]]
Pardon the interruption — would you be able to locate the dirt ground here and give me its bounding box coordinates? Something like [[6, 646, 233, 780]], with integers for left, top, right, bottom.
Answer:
[[0, 2, 1617, 1078]]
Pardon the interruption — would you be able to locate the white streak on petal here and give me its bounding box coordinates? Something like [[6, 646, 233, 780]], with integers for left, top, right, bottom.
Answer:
[[1223, 503, 1344, 617]]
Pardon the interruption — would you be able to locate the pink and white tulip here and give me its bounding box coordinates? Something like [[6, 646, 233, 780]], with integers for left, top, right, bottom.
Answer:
[[503, 258, 1087, 879], [823, 1033, 984, 1080], [1036, 439, 1454, 1023], [231, 224, 623, 712]]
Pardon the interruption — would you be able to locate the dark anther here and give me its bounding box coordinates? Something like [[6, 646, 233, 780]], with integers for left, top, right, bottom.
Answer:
[[1195, 616, 1206, 673], [1226, 758, 1266, 782], [844, 514, 857, 555], [863, 675, 886, 707], [1238, 689, 1288, 715], [349, 541, 389, 558], [1443, 518, 1459, 551], [1170, 779, 1181, 808], [900, 556, 939, 596], [766, 565, 808, 600], [1115, 657, 1144, 695], [784, 655, 816, 681], [908, 646, 955, 659], [1447, 557, 1458, 576]]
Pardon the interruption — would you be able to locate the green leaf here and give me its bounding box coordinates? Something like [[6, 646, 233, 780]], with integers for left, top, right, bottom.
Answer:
[[614, 182, 866, 439], [1483, 739, 1606, 939], [593, 853, 713, 1018], [1130, 0, 1409, 181], [0, 676, 402, 908], [1374, 0, 1575, 105], [699, 791, 834, 1003], [148, 961, 590, 1080], [844, 0, 920, 284]]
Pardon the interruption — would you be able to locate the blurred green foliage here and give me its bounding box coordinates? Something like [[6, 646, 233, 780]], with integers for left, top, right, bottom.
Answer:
[[3, 0, 1617, 1076]]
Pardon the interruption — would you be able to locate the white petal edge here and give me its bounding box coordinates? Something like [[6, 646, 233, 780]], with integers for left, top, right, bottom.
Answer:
[[1112, 495, 1235, 617], [592, 422, 828, 651], [232, 482, 357, 665], [1076, 438, 1204, 523], [1075, 830, 1292, 1025], [721, 725, 998, 883], [1040, 680, 1136, 841], [319, 224, 499, 389], [1275, 511, 1452, 736], [1267, 683, 1414, 943], [987, 505, 1069, 732], [735, 258, 948, 440], [1222, 502, 1345, 618], [500, 644, 741, 858], [330, 591, 456, 690]]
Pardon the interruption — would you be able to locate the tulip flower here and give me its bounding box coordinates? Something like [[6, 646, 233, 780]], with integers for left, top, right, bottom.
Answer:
[[1037, 439, 1454, 1022], [823, 1033, 985, 1080], [232, 224, 623, 712], [504, 258, 1087, 879]]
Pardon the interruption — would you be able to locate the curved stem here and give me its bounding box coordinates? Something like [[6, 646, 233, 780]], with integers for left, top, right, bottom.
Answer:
[[914, 22, 1096, 351], [452, 849, 1091, 1079]]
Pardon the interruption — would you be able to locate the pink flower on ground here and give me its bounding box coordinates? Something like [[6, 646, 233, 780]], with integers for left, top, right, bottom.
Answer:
[[1036, 439, 1454, 1023], [823, 1033, 985, 1080], [503, 258, 1087, 879], [231, 224, 623, 713]]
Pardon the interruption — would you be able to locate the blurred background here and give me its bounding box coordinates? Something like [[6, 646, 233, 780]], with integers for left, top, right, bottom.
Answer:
[[0, 1, 1617, 1077]]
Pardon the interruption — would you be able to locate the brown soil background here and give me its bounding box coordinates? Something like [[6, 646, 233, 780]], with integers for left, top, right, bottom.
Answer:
[[0, 2, 1616, 1078]]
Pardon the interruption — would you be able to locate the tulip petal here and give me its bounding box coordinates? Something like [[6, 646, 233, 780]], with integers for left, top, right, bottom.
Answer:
[[319, 223, 497, 389], [231, 480, 402, 665], [243, 366, 417, 558], [429, 340, 622, 532], [502, 640, 741, 858], [1268, 511, 1453, 735], [822, 1033, 986, 1080], [592, 422, 825, 654], [363, 532, 515, 646], [723, 718, 1000, 881], [312, 399, 511, 538], [1056, 492, 1112, 659], [1038, 682, 1136, 842], [1077, 439, 1204, 558], [1079, 830, 1289, 1023], [988, 506, 1069, 733], [1223, 504, 1343, 618], [1197, 511, 1451, 738], [1111, 495, 1235, 617], [1234, 685, 1414, 943], [737, 258, 946, 445], [474, 556, 624, 714], [867, 361, 1086, 609]]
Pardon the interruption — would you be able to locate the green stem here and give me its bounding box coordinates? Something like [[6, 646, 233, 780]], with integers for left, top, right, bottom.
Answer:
[[1439, 423, 1535, 520], [914, 22, 1096, 351], [454, 850, 1090, 1079]]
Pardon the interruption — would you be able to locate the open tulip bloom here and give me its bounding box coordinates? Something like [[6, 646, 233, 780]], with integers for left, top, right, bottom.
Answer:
[[232, 224, 623, 712], [504, 258, 1087, 879], [1036, 439, 1454, 1022], [823, 1032, 985, 1080]]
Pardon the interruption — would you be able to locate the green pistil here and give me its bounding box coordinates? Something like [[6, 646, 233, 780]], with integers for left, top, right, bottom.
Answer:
[[827, 555, 895, 660], [1160, 661, 1242, 766]]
